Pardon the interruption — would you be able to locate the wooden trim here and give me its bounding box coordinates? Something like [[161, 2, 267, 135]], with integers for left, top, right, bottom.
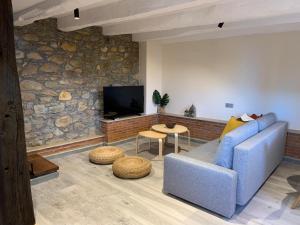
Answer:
[[28, 154, 59, 179], [0, 0, 35, 224], [102, 114, 159, 143], [100, 114, 157, 123], [160, 113, 227, 124], [159, 113, 225, 141], [160, 113, 300, 159], [27, 135, 105, 157]]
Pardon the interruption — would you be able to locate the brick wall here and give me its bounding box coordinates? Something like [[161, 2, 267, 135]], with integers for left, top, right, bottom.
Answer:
[[101, 114, 225, 143], [101, 115, 159, 143], [29, 113, 300, 159], [159, 114, 225, 141], [285, 132, 300, 159], [101, 113, 300, 160]]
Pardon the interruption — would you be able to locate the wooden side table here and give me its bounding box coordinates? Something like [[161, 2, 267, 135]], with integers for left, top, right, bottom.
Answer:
[[292, 195, 300, 209], [136, 131, 167, 159], [151, 124, 190, 154]]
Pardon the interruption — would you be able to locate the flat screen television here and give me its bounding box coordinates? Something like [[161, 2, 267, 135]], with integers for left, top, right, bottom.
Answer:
[[103, 86, 144, 119]]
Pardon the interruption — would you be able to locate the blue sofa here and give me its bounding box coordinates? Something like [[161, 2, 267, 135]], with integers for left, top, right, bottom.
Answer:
[[163, 113, 287, 218]]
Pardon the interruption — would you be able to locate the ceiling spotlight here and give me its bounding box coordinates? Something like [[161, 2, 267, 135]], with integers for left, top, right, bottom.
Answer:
[[218, 22, 224, 28], [74, 8, 80, 20]]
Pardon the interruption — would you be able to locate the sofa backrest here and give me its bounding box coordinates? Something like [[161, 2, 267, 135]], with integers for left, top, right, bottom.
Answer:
[[233, 121, 287, 205], [214, 120, 259, 169], [257, 113, 277, 132]]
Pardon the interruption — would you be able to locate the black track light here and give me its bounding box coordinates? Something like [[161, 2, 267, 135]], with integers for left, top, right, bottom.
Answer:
[[218, 22, 224, 28], [74, 8, 80, 20]]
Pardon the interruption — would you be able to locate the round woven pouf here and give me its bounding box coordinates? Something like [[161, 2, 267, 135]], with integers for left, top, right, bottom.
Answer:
[[112, 156, 152, 179], [89, 146, 124, 165]]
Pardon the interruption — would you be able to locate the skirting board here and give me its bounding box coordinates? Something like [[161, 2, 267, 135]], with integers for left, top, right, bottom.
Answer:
[[31, 172, 59, 185], [27, 135, 105, 157], [284, 156, 300, 164]]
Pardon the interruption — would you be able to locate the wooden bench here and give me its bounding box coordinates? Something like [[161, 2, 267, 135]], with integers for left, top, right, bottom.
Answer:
[[28, 154, 59, 179]]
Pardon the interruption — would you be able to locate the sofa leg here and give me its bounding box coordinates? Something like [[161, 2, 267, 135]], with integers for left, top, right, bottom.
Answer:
[[159, 139, 163, 159], [187, 130, 191, 146], [136, 135, 139, 154], [174, 133, 179, 154]]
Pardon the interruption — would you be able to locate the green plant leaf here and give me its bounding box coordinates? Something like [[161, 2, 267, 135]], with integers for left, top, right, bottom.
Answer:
[[152, 90, 161, 105], [160, 93, 170, 107]]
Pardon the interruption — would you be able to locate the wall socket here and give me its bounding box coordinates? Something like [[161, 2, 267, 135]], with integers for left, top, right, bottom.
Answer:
[[225, 103, 234, 108]]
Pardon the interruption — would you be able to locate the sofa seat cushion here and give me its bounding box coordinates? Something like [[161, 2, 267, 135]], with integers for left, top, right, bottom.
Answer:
[[257, 113, 276, 131], [214, 120, 259, 169], [181, 139, 219, 163]]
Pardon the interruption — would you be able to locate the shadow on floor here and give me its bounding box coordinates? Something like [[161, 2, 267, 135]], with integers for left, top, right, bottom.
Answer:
[[263, 175, 300, 221], [126, 142, 190, 161], [287, 175, 300, 192]]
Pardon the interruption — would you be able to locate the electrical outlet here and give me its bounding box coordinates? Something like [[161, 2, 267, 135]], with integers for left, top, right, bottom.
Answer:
[[225, 103, 234, 108]]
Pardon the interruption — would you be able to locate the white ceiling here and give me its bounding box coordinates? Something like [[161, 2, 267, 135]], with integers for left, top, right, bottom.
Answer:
[[12, 0, 45, 12], [12, 0, 300, 43]]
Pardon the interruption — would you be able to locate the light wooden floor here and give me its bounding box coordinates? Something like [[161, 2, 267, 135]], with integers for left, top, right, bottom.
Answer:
[[31, 139, 300, 225]]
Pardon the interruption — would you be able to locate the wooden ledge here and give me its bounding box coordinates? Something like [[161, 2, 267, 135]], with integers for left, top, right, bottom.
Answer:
[[27, 135, 105, 157], [159, 113, 227, 124], [28, 154, 59, 179], [101, 114, 157, 123]]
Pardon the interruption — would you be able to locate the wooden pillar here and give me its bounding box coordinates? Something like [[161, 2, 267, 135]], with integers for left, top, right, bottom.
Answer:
[[0, 0, 35, 224]]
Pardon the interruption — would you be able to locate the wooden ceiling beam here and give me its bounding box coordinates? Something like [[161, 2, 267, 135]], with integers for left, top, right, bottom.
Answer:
[[103, 0, 300, 35], [57, 0, 228, 32], [0, 0, 35, 224], [14, 0, 114, 26], [132, 14, 300, 42]]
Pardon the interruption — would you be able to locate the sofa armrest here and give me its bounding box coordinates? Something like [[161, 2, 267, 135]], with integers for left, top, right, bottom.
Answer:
[[233, 121, 287, 205], [163, 154, 237, 218]]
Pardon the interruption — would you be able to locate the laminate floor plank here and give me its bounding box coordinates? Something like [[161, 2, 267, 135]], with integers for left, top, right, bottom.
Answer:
[[32, 139, 300, 225]]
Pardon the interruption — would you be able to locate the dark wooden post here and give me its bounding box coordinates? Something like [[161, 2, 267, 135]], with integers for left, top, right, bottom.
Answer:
[[0, 0, 35, 224]]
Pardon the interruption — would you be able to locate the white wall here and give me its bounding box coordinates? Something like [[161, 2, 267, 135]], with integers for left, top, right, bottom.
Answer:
[[161, 31, 300, 130], [139, 42, 162, 114]]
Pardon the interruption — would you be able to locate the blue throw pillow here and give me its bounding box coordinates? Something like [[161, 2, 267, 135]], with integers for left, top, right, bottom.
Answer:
[[214, 120, 259, 168], [257, 113, 277, 132]]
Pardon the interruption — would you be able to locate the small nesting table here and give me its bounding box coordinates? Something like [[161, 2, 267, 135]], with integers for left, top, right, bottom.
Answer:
[[292, 195, 300, 209], [151, 124, 190, 154], [136, 131, 167, 159]]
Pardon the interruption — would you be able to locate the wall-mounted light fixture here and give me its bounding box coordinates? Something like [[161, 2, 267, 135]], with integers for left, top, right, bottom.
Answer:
[[74, 8, 80, 20], [218, 22, 224, 28]]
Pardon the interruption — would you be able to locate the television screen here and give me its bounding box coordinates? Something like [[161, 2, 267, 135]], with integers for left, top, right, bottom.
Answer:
[[103, 86, 144, 119]]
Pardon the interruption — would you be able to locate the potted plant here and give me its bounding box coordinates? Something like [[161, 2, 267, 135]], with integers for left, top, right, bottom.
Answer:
[[152, 90, 170, 113]]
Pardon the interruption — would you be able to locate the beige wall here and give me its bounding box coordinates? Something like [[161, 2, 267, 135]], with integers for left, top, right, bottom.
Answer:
[[161, 31, 300, 130], [139, 42, 162, 114]]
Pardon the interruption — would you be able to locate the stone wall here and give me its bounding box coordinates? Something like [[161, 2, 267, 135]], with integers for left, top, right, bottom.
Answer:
[[14, 19, 140, 148]]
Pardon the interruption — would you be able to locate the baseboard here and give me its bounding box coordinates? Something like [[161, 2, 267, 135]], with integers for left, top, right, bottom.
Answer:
[[178, 134, 208, 144], [31, 172, 59, 185], [46, 142, 103, 160], [27, 135, 105, 157], [106, 136, 137, 146], [284, 156, 300, 164]]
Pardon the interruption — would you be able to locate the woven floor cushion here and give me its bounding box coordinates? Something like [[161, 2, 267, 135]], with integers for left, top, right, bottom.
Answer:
[[89, 146, 124, 165], [112, 156, 152, 179]]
